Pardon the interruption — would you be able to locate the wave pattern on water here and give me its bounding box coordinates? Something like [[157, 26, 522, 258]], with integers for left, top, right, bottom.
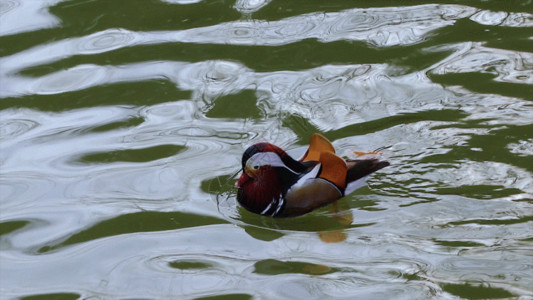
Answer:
[[1, 0, 532, 299]]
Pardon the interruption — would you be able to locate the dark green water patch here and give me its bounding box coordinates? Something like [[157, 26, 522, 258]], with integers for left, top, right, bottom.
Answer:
[[326, 109, 469, 142], [206, 90, 261, 119], [21, 293, 81, 300], [349, 222, 377, 228], [0, 80, 191, 112], [0, 220, 30, 236], [88, 116, 145, 133], [399, 198, 440, 207], [441, 282, 515, 299], [243, 226, 285, 242], [0, 28, 65, 57], [433, 239, 485, 247], [485, 33, 533, 54], [201, 175, 237, 195], [254, 259, 335, 275], [422, 123, 533, 172], [0, 0, 240, 57], [447, 215, 533, 226], [238, 204, 374, 233], [169, 260, 212, 270], [239, 207, 349, 231], [38, 211, 227, 253], [79, 144, 186, 163], [429, 18, 533, 52], [396, 46, 455, 73], [475, 19, 533, 54], [431, 118, 497, 130], [401, 271, 425, 281], [359, 207, 386, 212], [284, 109, 469, 145], [435, 185, 523, 199], [389, 269, 425, 281], [429, 72, 533, 101], [350, 199, 383, 211], [51, 0, 240, 34], [282, 114, 322, 145], [195, 294, 252, 300]]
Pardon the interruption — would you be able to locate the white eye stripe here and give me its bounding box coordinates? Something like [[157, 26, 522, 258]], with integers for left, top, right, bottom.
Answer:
[[248, 152, 284, 167], [247, 152, 299, 174]]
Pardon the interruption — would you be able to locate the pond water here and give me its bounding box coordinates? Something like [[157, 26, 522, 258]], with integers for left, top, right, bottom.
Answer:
[[1, 0, 532, 299]]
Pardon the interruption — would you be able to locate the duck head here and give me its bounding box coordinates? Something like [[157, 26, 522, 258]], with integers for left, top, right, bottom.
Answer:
[[236, 143, 307, 215]]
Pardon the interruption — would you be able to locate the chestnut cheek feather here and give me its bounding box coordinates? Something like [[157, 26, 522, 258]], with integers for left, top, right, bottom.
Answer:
[[237, 167, 283, 215]]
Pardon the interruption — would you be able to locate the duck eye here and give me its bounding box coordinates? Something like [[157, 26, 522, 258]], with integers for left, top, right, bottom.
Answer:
[[253, 165, 260, 170]]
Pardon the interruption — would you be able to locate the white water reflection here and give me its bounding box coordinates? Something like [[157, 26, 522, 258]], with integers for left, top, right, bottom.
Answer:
[[2, 54, 532, 132], [1, 5, 530, 73], [470, 9, 533, 27], [428, 42, 533, 84], [234, 0, 273, 14], [0, 0, 64, 36], [508, 139, 533, 156], [1, 4, 531, 92], [1, 8, 531, 98], [2, 223, 532, 298]]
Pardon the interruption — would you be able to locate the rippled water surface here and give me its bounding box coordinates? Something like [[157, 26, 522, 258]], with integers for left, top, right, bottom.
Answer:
[[1, 0, 533, 299]]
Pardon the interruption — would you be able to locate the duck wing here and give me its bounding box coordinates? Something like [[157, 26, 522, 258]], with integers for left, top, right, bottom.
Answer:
[[299, 133, 348, 189], [282, 164, 343, 217], [299, 133, 336, 162]]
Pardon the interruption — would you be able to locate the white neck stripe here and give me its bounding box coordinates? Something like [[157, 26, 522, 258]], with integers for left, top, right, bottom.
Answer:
[[247, 152, 298, 174]]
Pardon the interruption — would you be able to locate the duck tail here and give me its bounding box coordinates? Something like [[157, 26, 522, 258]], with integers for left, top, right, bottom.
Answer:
[[344, 159, 389, 195]]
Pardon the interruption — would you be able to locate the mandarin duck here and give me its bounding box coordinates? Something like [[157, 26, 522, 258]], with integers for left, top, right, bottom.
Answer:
[[236, 134, 389, 217]]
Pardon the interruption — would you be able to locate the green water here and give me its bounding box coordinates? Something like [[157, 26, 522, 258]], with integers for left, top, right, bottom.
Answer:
[[1, 0, 532, 299]]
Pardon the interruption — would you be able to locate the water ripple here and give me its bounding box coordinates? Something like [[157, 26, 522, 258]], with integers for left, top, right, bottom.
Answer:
[[507, 139, 533, 157], [1, 5, 531, 98], [31, 64, 109, 95], [0, 118, 38, 141], [2, 1, 533, 299], [169, 4, 478, 47], [428, 42, 533, 85], [470, 10, 533, 27], [1, 4, 530, 84], [233, 0, 272, 14], [0, 0, 19, 16], [76, 28, 139, 55], [470, 10, 509, 26]]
